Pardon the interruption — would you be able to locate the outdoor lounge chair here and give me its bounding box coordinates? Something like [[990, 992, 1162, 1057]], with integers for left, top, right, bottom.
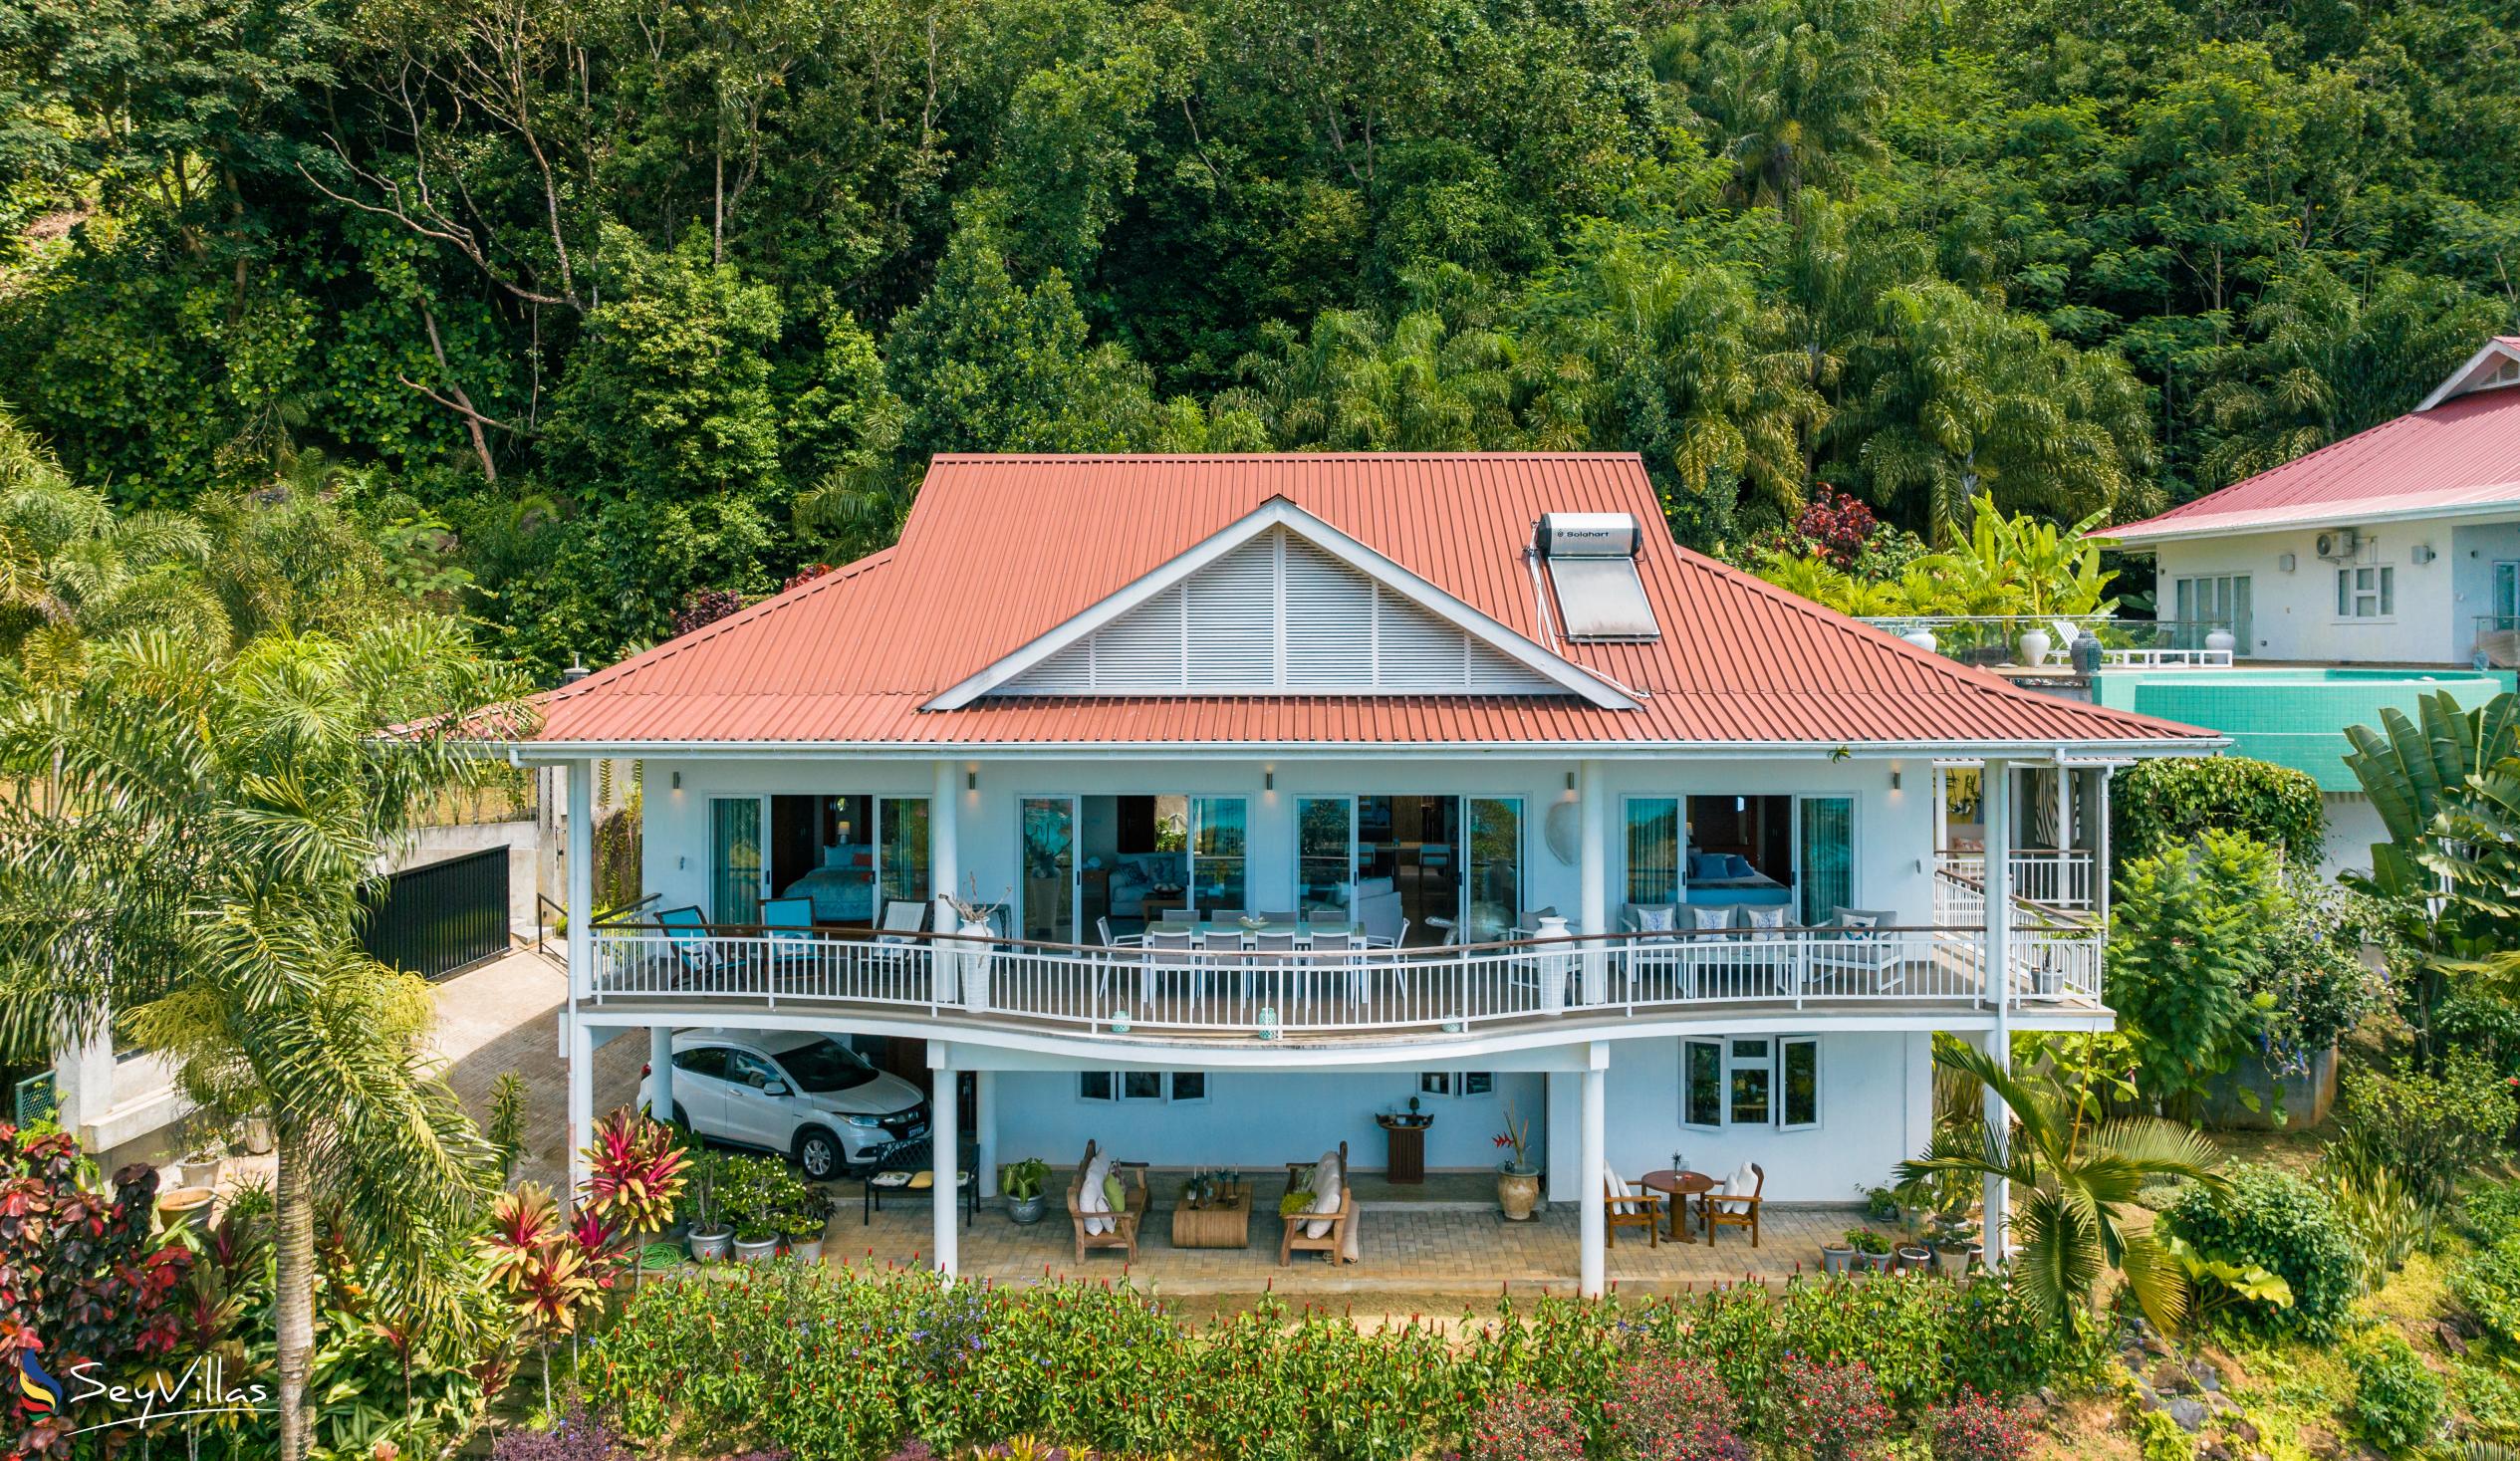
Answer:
[[1698, 1164, 1765, 1248], [654, 905, 730, 988], [1806, 908, 1904, 994], [1279, 1139, 1357, 1266], [1604, 1171, 1663, 1248], [1065, 1139, 1148, 1263]]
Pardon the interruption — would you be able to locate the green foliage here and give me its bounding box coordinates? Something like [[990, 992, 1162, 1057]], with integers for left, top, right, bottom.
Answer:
[[2112, 758, 2327, 870], [2158, 1165, 2359, 1341], [582, 1268, 2087, 1459], [2107, 831, 2286, 1113], [2453, 1237, 2520, 1358], [2465, 1181, 2520, 1248], [2340, 1051, 2514, 1203], [2347, 1333, 2447, 1457]]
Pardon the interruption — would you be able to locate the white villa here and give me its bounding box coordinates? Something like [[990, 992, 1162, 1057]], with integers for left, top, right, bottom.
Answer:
[[504, 453, 2222, 1293]]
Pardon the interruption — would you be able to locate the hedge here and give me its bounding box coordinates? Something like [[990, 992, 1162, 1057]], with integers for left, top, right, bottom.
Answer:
[[2112, 757, 2325, 870]]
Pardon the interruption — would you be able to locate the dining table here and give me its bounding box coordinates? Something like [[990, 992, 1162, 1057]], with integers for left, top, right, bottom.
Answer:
[[1638, 1169, 1718, 1243]]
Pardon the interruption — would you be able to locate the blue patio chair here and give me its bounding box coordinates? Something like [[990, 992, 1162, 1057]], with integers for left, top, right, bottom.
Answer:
[[759, 895, 816, 942], [654, 905, 723, 988]]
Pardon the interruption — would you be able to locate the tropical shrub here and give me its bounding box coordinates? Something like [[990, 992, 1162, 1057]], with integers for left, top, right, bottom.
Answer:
[[1460, 1385, 1584, 1461], [2158, 1165, 2358, 1340], [2451, 1237, 2520, 1354], [1924, 1388, 2034, 1461], [2108, 831, 2286, 1114], [2112, 757, 2326, 869], [491, 1404, 636, 1460], [2346, 1334, 2446, 1457], [1766, 1357, 1892, 1460], [2466, 1180, 2520, 1246], [1604, 1356, 1748, 1461], [2340, 1051, 2512, 1201]]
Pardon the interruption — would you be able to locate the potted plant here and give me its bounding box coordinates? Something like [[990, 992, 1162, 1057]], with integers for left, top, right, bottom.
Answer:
[[1002, 1157, 1051, 1225], [1849, 1227, 1894, 1274], [1821, 1232, 1856, 1277], [1930, 1214, 1979, 1278], [782, 1185, 834, 1263], [1860, 1185, 1900, 1224], [683, 1150, 732, 1262], [733, 1221, 781, 1263], [1493, 1101, 1541, 1221], [1894, 1239, 1933, 1273], [172, 1113, 231, 1190]]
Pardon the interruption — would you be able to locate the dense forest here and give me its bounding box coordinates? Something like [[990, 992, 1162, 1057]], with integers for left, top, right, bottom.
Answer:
[[3, 0, 2516, 674]]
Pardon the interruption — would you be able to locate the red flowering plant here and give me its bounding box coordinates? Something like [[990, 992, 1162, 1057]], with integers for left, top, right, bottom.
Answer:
[[579, 1106, 688, 1238], [1925, 1387, 2035, 1461], [0, 1126, 193, 1459], [1605, 1356, 1752, 1461], [1770, 1355, 1893, 1461], [1459, 1383, 1584, 1461]]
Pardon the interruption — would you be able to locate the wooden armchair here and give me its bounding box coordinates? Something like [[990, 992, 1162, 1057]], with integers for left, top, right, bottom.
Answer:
[[1698, 1163, 1766, 1248], [1604, 1172, 1664, 1249], [1064, 1139, 1148, 1264], [1279, 1139, 1357, 1266]]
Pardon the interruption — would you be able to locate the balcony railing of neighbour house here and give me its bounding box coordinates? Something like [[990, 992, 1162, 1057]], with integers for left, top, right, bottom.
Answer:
[[1931, 866, 2101, 1003], [584, 915, 2103, 1039], [1857, 615, 2235, 670], [1935, 849, 2095, 910], [2475, 614, 2520, 670]]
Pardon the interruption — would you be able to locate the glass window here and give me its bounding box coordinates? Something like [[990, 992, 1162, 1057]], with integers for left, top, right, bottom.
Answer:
[[727, 1052, 782, 1090], [775, 1039, 881, 1095], [2338, 566, 2394, 618], [1462, 1072, 1494, 1097], [1782, 1038, 1819, 1129], [673, 1046, 731, 1080], [1466, 799, 1523, 941], [1079, 1071, 1114, 1101], [1296, 796, 1355, 914], [1020, 798, 1076, 942], [881, 797, 930, 905], [1190, 798, 1248, 913], [1683, 1039, 1723, 1127], [1418, 1072, 1454, 1097], [1627, 798, 1680, 905], [1168, 1072, 1208, 1103], [1122, 1071, 1166, 1101], [2174, 574, 2252, 653], [1728, 1039, 1772, 1125]]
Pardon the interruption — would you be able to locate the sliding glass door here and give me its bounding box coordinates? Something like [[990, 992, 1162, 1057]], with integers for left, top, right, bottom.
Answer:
[[879, 798, 930, 906], [709, 797, 763, 923], [1020, 797, 1077, 943], [1296, 796, 1356, 915], [1797, 796, 1854, 924], [1623, 797, 1681, 906], [1188, 797, 1248, 913], [1466, 798, 1523, 940]]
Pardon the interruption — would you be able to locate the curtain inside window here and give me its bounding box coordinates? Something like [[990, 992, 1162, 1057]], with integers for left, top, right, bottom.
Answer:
[[880, 797, 930, 904], [709, 797, 761, 924], [1798, 797, 1853, 924], [1626, 798, 1679, 905]]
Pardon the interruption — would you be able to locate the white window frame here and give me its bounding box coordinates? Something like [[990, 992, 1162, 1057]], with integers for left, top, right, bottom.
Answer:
[[1289, 793, 1525, 938], [1620, 795, 1863, 920], [1680, 1035, 1820, 1131], [2335, 564, 2394, 621], [1079, 1071, 1207, 1104], [1416, 1070, 1496, 1098]]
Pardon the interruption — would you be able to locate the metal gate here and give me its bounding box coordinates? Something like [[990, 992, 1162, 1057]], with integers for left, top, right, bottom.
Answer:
[[362, 847, 512, 981]]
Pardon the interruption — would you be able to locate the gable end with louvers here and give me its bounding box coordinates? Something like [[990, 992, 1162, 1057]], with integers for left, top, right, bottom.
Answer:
[[999, 527, 1565, 696]]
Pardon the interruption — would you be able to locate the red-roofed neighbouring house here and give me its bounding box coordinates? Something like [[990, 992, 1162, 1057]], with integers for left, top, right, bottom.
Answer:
[[514, 452, 2218, 1289], [2111, 338, 2520, 665]]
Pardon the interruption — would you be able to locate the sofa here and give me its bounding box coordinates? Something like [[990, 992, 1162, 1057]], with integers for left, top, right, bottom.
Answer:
[[1102, 852, 1188, 918]]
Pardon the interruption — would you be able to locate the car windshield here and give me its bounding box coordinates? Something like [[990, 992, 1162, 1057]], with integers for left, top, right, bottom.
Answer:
[[776, 1039, 881, 1094]]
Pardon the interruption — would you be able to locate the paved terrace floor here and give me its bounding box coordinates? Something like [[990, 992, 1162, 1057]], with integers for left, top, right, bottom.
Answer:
[[428, 950, 1894, 1297]]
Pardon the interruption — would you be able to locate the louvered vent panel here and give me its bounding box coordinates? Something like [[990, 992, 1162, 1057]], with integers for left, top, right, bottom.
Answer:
[[1092, 586, 1187, 686], [1375, 586, 1469, 687], [997, 527, 1572, 696], [1185, 535, 1278, 687], [1285, 535, 1377, 686]]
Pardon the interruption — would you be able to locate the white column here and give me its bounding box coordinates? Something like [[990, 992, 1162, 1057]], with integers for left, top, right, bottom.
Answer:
[[647, 1025, 675, 1123], [1544, 1071, 1582, 1202], [975, 1070, 999, 1199], [1979, 759, 2013, 1268], [565, 759, 597, 1191], [1577, 760, 1608, 1005], [1932, 765, 1949, 854], [930, 1044, 959, 1280], [1578, 1045, 1608, 1299], [2097, 768, 2115, 930], [568, 1018, 595, 1192], [931, 760, 960, 926]]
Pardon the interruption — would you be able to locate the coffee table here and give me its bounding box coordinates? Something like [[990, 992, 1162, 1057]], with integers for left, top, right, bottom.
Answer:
[[1168, 1181, 1252, 1249], [1639, 1169, 1717, 1243]]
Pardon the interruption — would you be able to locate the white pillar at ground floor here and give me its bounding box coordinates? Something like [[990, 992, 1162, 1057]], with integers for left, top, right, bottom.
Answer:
[[567, 1016, 595, 1192], [1578, 1045, 1607, 1300], [930, 1044, 959, 1280], [648, 1025, 675, 1122], [1545, 1071, 1581, 1201], [1979, 1025, 2010, 1268], [975, 1070, 999, 1198]]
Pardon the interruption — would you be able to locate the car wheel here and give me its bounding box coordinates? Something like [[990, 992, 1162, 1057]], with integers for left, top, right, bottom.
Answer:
[[796, 1127, 845, 1181]]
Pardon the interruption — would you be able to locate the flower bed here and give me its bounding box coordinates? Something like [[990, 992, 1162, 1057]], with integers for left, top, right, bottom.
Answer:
[[582, 1264, 2096, 1460]]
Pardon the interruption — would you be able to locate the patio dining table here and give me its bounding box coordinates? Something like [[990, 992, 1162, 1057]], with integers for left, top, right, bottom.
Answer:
[[1132, 920, 1373, 1005]]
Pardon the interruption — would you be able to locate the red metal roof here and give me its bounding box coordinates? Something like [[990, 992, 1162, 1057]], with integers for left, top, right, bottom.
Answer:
[[2111, 374, 2520, 544], [530, 454, 2215, 750]]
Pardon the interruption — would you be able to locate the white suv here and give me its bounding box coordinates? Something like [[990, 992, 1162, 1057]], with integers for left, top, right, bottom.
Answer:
[[641, 1030, 928, 1180]]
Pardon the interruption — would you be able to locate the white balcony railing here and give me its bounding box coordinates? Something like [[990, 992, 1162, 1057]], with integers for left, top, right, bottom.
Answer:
[[585, 921, 2101, 1039], [1936, 851, 2095, 910]]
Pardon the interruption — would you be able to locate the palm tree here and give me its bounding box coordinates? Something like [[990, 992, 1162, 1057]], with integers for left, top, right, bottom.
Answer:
[[1896, 1040, 2226, 1334], [0, 619, 533, 1459]]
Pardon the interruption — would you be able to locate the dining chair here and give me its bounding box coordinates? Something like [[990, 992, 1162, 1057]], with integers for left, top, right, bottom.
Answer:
[[1256, 909, 1299, 927], [1141, 929, 1195, 1007]]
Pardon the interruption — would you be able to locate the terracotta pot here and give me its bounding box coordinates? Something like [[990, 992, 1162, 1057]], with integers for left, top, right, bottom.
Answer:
[[157, 1187, 215, 1228], [1496, 1164, 1542, 1221]]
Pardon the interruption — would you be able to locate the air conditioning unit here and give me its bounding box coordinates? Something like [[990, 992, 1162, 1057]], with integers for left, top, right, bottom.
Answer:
[[2315, 529, 2362, 562]]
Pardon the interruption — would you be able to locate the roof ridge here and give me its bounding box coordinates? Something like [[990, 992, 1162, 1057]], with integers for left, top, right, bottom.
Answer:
[[552, 548, 895, 699], [926, 452, 1651, 463]]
